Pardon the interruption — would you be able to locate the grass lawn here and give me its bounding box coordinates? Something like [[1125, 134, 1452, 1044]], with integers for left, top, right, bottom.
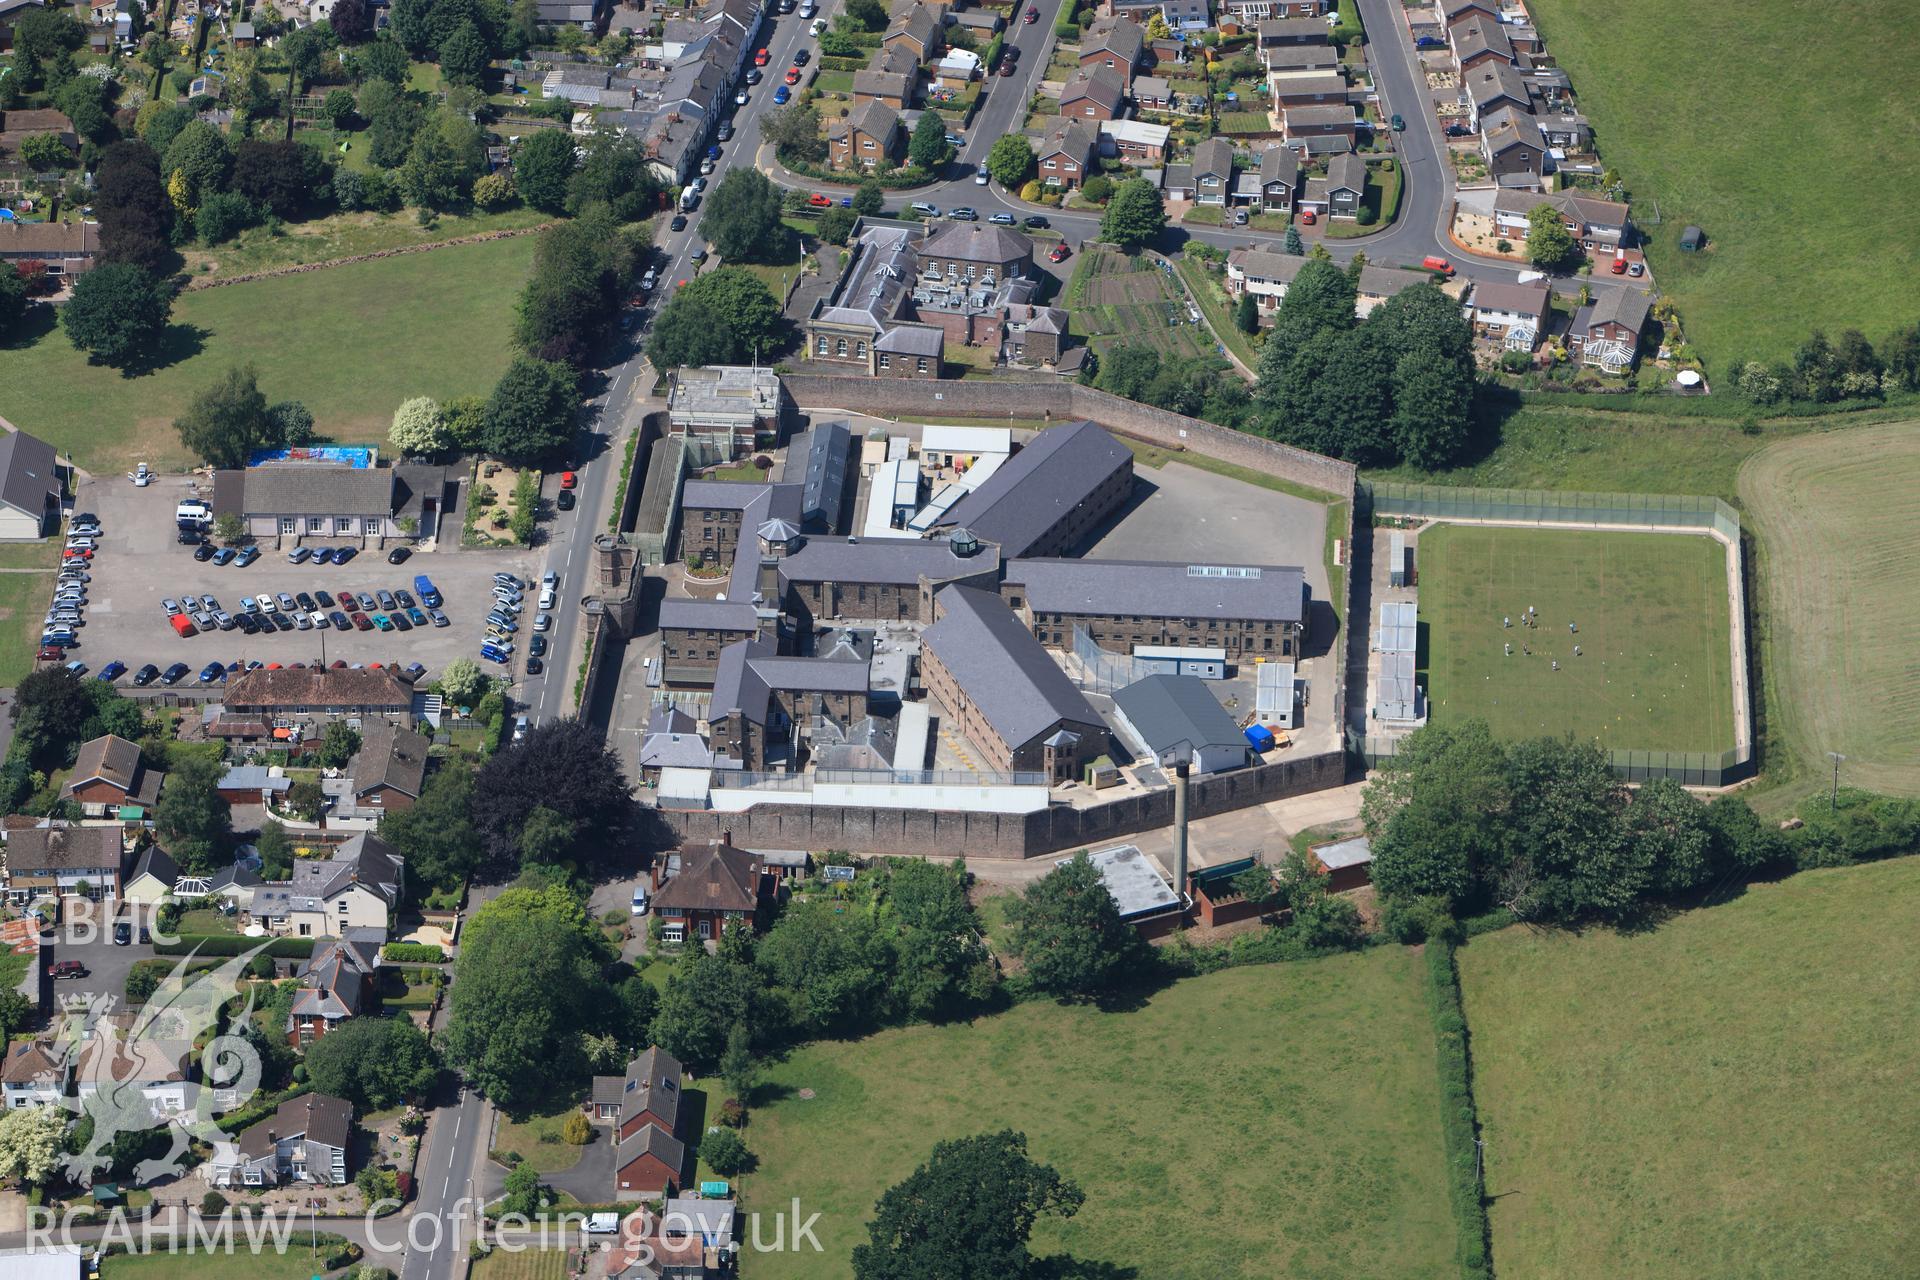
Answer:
[[0, 948, 28, 995], [178, 206, 552, 281], [1461, 856, 1920, 1279], [744, 952, 1457, 1279], [1325, 164, 1402, 239], [0, 570, 57, 687], [1738, 420, 1920, 797], [0, 235, 538, 473], [1526, 0, 1920, 361], [1418, 524, 1734, 753], [493, 1098, 589, 1174], [100, 1244, 345, 1280], [176, 908, 240, 935], [470, 1249, 573, 1280], [1173, 254, 1259, 370], [0, 538, 61, 570]]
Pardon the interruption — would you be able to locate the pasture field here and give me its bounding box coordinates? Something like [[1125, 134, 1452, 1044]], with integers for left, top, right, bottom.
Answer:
[[742, 950, 1457, 1280], [1527, 0, 1920, 361], [0, 235, 537, 473], [1418, 524, 1734, 753], [1738, 421, 1920, 796], [1461, 856, 1920, 1279], [1066, 247, 1217, 363]]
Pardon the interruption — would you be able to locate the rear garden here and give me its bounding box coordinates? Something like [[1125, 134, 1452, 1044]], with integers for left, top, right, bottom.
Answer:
[[1064, 247, 1216, 363]]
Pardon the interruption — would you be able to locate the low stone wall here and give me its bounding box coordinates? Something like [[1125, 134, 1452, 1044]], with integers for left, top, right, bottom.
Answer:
[[184, 224, 554, 291], [658, 749, 1347, 859]]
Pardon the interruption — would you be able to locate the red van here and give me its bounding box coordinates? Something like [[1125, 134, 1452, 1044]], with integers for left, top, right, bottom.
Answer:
[[169, 612, 196, 638], [1422, 256, 1455, 276]]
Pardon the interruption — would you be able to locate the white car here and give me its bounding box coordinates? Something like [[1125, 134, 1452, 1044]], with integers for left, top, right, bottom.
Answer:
[[809, 16, 826, 35], [534, 613, 552, 632], [254, 594, 277, 613], [542, 571, 558, 589], [538, 585, 557, 610]]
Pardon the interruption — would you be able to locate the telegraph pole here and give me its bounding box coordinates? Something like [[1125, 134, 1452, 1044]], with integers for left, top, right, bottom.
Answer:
[[1827, 751, 1846, 811]]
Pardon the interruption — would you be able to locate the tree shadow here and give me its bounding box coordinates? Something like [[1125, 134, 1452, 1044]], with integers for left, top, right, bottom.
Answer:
[[1032, 1254, 1141, 1280], [1, 300, 59, 349], [116, 322, 211, 377]]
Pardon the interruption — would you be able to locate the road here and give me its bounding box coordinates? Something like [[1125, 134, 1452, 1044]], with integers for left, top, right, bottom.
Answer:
[[396, 1084, 489, 1280]]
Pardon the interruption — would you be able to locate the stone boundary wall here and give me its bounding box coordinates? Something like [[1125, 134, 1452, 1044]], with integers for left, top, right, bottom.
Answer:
[[183, 224, 555, 291], [778, 375, 1358, 499], [659, 749, 1348, 858]]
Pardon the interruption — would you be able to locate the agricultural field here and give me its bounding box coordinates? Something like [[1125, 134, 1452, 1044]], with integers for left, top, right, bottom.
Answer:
[[0, 235, 537, 473], [743, 951, 1458, 1279], [1528, 0, 1920, 361], [1461, 856, 1920, 1279], [1738, 420, 1920, 797], [1064, 247, 1217, 363], [1418, 524, 1735, 753]]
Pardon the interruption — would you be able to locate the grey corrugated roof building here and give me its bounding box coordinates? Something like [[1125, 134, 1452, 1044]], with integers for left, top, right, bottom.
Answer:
[[932, 421, 1132, 559], [920, 585, 1105, 761], [1112, 673, 1250, 773], [1004, 558, 1306, 624]]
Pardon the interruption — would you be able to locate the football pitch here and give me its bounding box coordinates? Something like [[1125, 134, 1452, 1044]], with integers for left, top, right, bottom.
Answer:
[[1417, 525, 1735, 753]]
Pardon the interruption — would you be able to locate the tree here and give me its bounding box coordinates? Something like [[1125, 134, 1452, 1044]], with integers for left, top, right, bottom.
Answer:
[[1256, 255, 1356, 402], [1362, 719, 1511, 912], [471, 718, 631, 873], [1267, 324, 1393, 461], [1234, 289, 1259, 334], [760, 102, 826, 164], [1385, 340, 1474, 468], [1004, 852, 1137, 999], [703, 168, 788, 264], [400, 106, 485, 211], [154, 752, 231, 874], [1099, 178, 1166, 252], [499, 1163, 547, 1217], [319, 720, 362, 769], [437, 657, 489, 709], [908, 109, 950, 172], [279, 24, 328, 92], [330, 0, 374, 43], [303, 1016, 439, 1109], [1624, 777, 1713, 895], [390, 396, 452, 456], [212, 513, 247, 545], [852, 1131, 1083, 1280], [1503, 736, 1638, 920], [482, 356, 576, 466], [174, 364, 274, 469], [441, 886, 613, 1110], [512, 129, 576, 214], [650, 949, 766, 1070], [0, 263, 26, 344], [1079, 174, 1113, 205], [62, 263, 171, 368], [379, 764, 481, 897], [163, 119, 233, 209], [1144, 10, 1172, 38], [256, 820, 293, 880], [1283, 225, 1304, 255], [566, 131, 657, 222], [472, 169, 516, 210], [194, 191, 259, 245], [0, 1106, 67, 1187], [757, 898, 894, 1036], [507, 0, 540, 55], [270, 400, 314, 447], [354, 35, 411, 87], [515, 208, 635, 363], [438, 19, 490, 85], [0, 988, 34, 1043], [852, 180, 886, 217], [985, 134, 1035, 190], [816, 206, 857, 245], [19, 132, 69, 171], [233, 139, 329, 218], [647, 267, 783, 368], [844, 0, 887, 30], [700, 1127, 752, 1176], [1524, 203, 1579, 271], [882, 859, 993, 1018]]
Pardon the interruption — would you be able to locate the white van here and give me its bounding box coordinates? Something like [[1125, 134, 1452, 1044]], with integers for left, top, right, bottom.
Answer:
[[175, 499, 212, 526], [629, 887, 650, 917]]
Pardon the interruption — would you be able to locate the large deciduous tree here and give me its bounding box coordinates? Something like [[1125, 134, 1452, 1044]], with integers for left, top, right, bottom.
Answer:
[[1004, 852, 1137, 999], [154, 752, 231, 875], [471, 718, 632, 874], [851, 1130, 1084, 1280], [379, 763, 481, 898], [482, 355, 577, 466], [174, 364, 275, 469], [1362, 718, 1512, 911], [648, 948, 765, 1071], [511, 128, 577, 214], [907, 109, 949, 172], [1524, 202, 1579, 271], [62, 263, 171, 368], [701, 168, 786, 264], [646, 267, 783, 368], [985, 134, 1035, 190], [1098, 178, 1166, 252], [302, 1016, 438, 1109], [93, 141, 173, 272], [760, 103, 825, 164]]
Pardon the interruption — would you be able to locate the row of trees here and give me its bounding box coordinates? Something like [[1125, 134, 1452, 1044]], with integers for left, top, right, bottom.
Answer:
[[1727, 324, 1920, 406]]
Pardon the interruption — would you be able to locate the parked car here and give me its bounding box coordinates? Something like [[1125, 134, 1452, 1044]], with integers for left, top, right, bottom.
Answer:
[[288, 546, 311, 563], [745, 66, 762, 85], [754, 46, 770, 65], [793, 48, 810, 65], [1610, 255, 1628, 274], [194, 543, 216, 562], [160, 662, 191, 686], [1023, 215, 1050, 229], [1628, 261, 1645, 277], [784, 66, 802, 84], [948, 207, 978, 221], [910, 202, 941, 217], [1391, 113, 1406, 131], [557, 490, 576, 511], [198, 662, 225, 684], [1024, 4, 1039, 20], [48, 961, 88, 980], [332, 546, 357, 564], [772, 85, 790, 104], [998, 57, 1016, 76], [1049, 242, 1071, 263], [989, 212, 1016, 225], [388, 546, 412, 564], [97, 660, 127, 682]]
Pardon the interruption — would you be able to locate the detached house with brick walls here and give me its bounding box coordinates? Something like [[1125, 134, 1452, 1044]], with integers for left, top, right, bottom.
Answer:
[[600, 1046, 688, 1199], [1037, 118, 1098, 190], [61, 734, 164, 818], [1078, 15, 1146, 92], [650, 836, 772, 943], [829, 99, 904, 170], [1480, 105, 1546, 187], [1060, 66, 1127, 121]]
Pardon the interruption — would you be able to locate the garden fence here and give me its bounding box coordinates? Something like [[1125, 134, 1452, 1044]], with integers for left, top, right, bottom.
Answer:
[[1360, 482, 1740, 542]]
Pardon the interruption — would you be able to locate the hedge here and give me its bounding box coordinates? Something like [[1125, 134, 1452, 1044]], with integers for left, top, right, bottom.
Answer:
[[382, 942, 446, 963], [216, 1084, 313, 1136], [1425, 941, 1493, 1278], [818, 55, 868, 72], [778, 154, 940, 190], [154, 934, 317, 958]]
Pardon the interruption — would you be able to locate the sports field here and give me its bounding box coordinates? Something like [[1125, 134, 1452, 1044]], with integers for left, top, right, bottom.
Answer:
[[1739, 420, 1920, 796], [1460, 856, 1920, 1279], [1527, 0, 1920, 362], [1418, 524, 1734, 753], [743, 951, 1457, 1279]]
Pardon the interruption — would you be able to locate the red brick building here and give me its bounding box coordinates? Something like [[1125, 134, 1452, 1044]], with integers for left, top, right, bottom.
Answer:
[[650, 836, 772, 944]]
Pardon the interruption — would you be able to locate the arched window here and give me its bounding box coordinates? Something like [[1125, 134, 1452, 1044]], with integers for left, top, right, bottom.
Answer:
[[835, 338, 848, 356]]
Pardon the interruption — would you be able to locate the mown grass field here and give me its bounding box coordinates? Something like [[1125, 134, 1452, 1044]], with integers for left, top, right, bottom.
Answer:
[[1461, 857, 1920, 1279], [1738, 420, 1920, 796], [1066, 247, 1216, 363], [1419, 524, 1734, 753], [0, 235, 537, 473], [469, 1248, 574, 1280], [743, 951, 1457, 1279], [176, 205, 552, 281], [0, 569, 58, 686], [1527, 0, 1920, 361], [100, 1244, 344, 1280]]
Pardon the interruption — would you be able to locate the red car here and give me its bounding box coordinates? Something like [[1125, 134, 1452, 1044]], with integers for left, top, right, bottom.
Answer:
[[808, 193, 833, 208], [1048, 242, 1071, 263], [754, 47, 770, 65], [560, 470, 578, 489], [1024, 5, 1039, 20], [48, 961, 88, 980], [1610, 255, 1628, 274], [37, 645, 65, 662], [784, 66, 802, 84], [997, 58, 1015, 76]]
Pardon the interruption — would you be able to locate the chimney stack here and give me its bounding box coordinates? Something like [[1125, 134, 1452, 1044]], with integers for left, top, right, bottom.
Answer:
[[1171, 759, 1190, 904]]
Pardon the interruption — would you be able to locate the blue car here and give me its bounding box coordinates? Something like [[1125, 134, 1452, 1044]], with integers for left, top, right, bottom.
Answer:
[[233, 546, 261, 567], [310, 546, 335, 565], [773, 85, 790, 104], [96, 660, 127, 682], [198, 662, 226, 684], [211, 547, 237, 565], [479, 647, 510, 665]]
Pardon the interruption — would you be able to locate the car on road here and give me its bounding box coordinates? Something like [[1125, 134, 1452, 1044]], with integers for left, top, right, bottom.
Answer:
[[717, 121, 734, 141], [670, 213, 689, 231], [1049, 242, 1071, 263], [160, 662, 190, 686], [526, 656, 545, 675], [745, 66, 762, 84], [1391, 113, 1406, 131], [1421, 255, 1455, 276], [534, 613, 553, 632], [48, 961, 88, 980], [910, 202, 940, 217], [754, 46, 770, 65], [998, 57, 1016, 76], [557, 490, 576, 511], [560, 470, 578, 490], [691, 245, 709, 263], [948, 207, 978, 221], [96, 660, 127, 682], [773, 84, 790, 104], [976, 163, 990, 183], [800, 0, 817, 17], [1024, 4, 1039, 20], [529, 635, 548, 657], [809, 15, 826, 34], [989, 212, 1016, 225], [793, 48, 810, 65], [784, 66, 802, 84], [700, 157, 716, 175], [808, 192, 833, 207], [945, 133, 964, 148]]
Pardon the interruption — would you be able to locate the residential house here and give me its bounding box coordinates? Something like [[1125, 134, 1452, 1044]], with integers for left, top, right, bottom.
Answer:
[[2, 825, 126, 902], [1538, 113, 1593, 152], [919, 586, 1108, 781], [650, 837, 771, 943], [0, 427, 65, 541], [1256, 15, 1331, 49], [1221, 0, 1329, 29], [2, 1041, 65, 1111], [1492, 188, 1631, 251], [827, 99, 904, 170], [1100, 118, 1171, 164], [1572, 289, 1651, 372], [1112, 674, 1251, 774], [254, 833, 403, 940], [537, 0, 609, 29], [120, 846, 179, 907], [1480, 105, 1546, 186], [286, 931, 381, 1046], [1268, 69, 1348, 109], [1189, 138, 1234, 207], [1439, 0, 1496, 26], [60, 735, 164, 819], [215, 764, 293, 809], [1449, 12, 1513, 72], [1103, 0, 1209, 31], [851, 68, 913, 110], [543, 64, 614, 104], [1059, 66, 1127, 121], [1078, 15, 1146, 92], [933, 47, 980, 89], [1130, 74, 1174, 110], [637, 1197, 739, 1280], [1226, 247, 1441, 321], [205, 864, 263, 912], [205, 1093, 354, 1187], [1253, 143, 1300, 212], [210, 462, 452, 546], [1260, 41, 1339, 75], [918, 221, 1034, 285], [1467, 279, 1550, 348], [1037, 118, 1098, 190], [342, 723, 429, 816], [1323, 151, 1367, 218], [882, 4, 942, 62], [1001, 556, 1307, 658], [0, 216, 94, 278], [73, 1033, 191, 1121], [1465, 60, 1532, 130], [1283, 103, 1357, 152], [1002, 303, 1069, 366], [221, 667, 413, 719]]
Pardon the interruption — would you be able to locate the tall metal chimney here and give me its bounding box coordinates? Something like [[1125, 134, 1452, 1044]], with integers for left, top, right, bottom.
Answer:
[[1171, 759, 1190, 906]]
